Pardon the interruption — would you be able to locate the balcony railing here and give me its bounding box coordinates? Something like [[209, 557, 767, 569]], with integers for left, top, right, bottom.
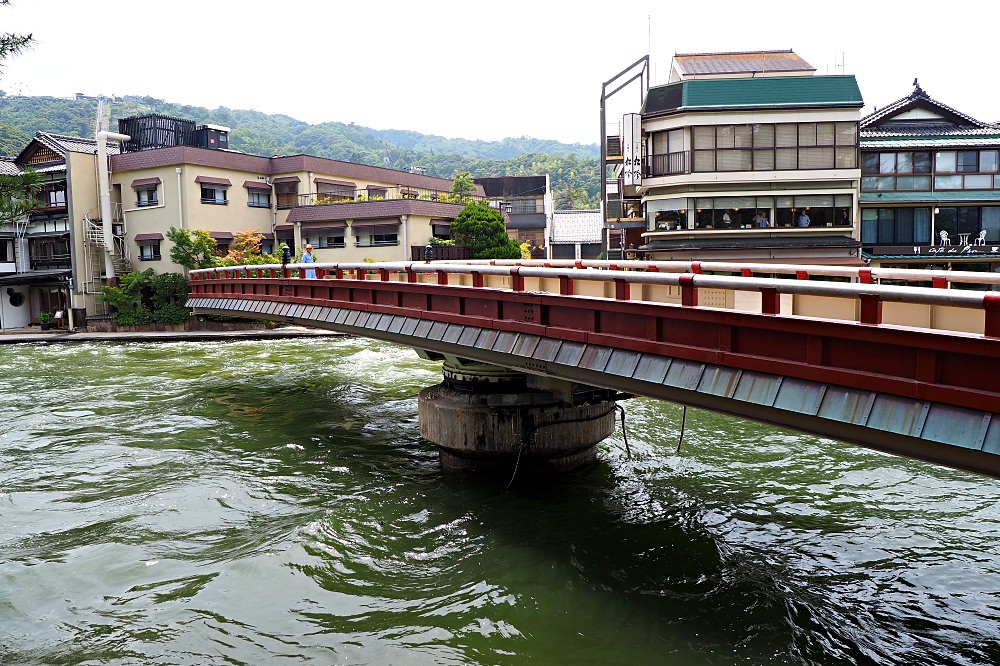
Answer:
[[294, 186, 489, 208], [646, 151, 690, 177]]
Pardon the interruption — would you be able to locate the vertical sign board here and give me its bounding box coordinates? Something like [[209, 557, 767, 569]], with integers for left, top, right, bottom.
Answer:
[[622, 113, 642, 187]]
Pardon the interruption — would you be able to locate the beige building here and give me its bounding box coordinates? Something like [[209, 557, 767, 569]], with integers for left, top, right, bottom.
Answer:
[[1, 114, 483, 327]]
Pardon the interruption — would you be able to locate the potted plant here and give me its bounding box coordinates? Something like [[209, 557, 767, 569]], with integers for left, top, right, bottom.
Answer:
[[38, 311, 53, 330]]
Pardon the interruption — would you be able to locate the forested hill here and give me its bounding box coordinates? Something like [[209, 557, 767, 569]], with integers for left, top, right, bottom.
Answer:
[[0, 93, 601, 209]]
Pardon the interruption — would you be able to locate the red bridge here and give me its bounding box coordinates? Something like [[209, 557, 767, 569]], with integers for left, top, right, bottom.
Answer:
[[187, 259, 1000, 478]]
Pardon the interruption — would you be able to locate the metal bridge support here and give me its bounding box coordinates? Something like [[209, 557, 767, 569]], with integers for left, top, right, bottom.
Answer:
[[417, 356, 619, 473]]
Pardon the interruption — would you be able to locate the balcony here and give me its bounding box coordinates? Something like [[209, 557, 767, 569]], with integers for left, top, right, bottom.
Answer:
[[645, 151, 690, 177], [291, 186, 489, 209]]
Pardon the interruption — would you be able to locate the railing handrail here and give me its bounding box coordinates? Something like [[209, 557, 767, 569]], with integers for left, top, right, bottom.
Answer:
[[189, 260, 1000, 318]]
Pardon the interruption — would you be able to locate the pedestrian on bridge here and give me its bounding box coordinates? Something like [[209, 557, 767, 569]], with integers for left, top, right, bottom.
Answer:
[[302, 243, 317, 279]]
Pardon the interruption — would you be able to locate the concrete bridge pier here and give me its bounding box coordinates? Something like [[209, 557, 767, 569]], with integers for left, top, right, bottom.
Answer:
[[417, 356, 620, 473]]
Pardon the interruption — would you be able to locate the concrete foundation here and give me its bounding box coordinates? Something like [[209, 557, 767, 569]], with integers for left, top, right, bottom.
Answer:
[[418, 382, 618, 473]]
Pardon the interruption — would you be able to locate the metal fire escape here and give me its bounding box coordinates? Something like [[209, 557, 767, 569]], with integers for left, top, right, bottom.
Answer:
[[82, 205, 131, 296]]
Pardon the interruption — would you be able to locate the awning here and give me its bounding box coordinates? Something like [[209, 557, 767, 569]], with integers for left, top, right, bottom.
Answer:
[[133, 232, 164, 243], [315, 177, 355, 188], [194, 176, 232, 186], [350, 217, 401, 228], [0, 269, 70, 286], [131, 177, 162, 189], [243, 180, 271, 190], [302, 222, 347, 231], [209, 231, 234, 240], [271, 176, 301, 184]]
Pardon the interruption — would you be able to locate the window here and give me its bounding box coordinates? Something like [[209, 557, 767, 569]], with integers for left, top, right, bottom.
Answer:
[[317, 184, 354, 203], [137, 187, 158, 206], [354, 225, 399, 247], [366, 187, 388, 200], [42, 185, 66, 208], [861, 208, 932, 245], [508, 198, 541, 214], [139, 243, 161, 261], [275, 182, 298, 208], [957, 151, 979, 172], [201, 186, 227, 205], [305, 231, 346, 248], [247, 189, 270, 208], [691, 121, 857, 173], [861, 151, 935, 190]]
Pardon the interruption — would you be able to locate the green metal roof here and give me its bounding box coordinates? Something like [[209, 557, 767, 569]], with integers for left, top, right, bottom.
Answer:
[[861, 190, 1000, 204], [642, 75, 864, 116]]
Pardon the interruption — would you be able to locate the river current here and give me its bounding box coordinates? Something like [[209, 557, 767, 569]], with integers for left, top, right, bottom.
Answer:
[[0, 336, 997, 665]]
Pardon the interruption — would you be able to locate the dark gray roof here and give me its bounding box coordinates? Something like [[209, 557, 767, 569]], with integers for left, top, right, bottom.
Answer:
[[474, 176, 547, 198], [36, 132, 122, 156], [861, 81, 1000, 141], [672, 50, 815, 77], [0, 159, 20, 175]]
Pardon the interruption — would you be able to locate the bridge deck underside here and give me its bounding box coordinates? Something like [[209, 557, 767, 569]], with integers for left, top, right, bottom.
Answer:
[[188, 293, 1000, 478]]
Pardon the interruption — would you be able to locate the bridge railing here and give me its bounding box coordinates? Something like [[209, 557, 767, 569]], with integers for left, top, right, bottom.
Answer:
[[189, 260, 1000, 338]]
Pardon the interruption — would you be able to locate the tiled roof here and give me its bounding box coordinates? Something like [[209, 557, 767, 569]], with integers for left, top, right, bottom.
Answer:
[[642, 75, 863, 116], [672, 50, 815, 77], [551, 210, 602, 243], [861, 136, 1000, 149], [474, 176, 547, 198], [36, 132, 121, 156], [0, 159, 21, 175], [861, 81, 998, 138]]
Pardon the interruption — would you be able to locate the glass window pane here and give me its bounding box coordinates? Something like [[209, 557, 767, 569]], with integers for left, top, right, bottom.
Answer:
[[836, 122, 858, 145], [861, 176, 879, 191], [965, 174, 992, 189], [982, 207, 1000, 242], [775, 124, 798, 147], [914, 208, 932, 244], [752, 124, 774, 147], [981, 150, 999, 173], [862, 153, 880, 174], [895, 208, 914, 244], [753, 149, 775, 171], [897, 152, 913, 173], [935, 175, 962, 189], [936, 151, 956, 172], [717, 150, 751, 171], [836, 146, 857, 168], [693, 126, 715, 150], [693, 150, 716, 172], [957, 207, 980, 236], [799, 123, 817, 146], [913, 152, 932, 173], [875, 177, 895, 190], [912, 176, 931, 190], [958, 151, 979, 172], [734, 125, 752, 148], [816, 123, 835, 145], [800, 147, 834, 169], [880, 153, 896, 174], [717, 125, 735, 149], [775, 148, 797, 169], [896, 176, 915, 190], [936, 207, 957, 243]]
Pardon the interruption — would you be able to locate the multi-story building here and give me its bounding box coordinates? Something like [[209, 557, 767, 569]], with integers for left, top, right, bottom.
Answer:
[[859, 81, 1000, 275], [474, 175, 552, 255], [605, 50, 866, 266], [1, 114, 483, 328]]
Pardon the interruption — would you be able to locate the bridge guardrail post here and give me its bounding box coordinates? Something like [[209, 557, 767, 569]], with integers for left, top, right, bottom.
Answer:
[[472, 272, 484, 288], [760, 287, 780, 314], [559, 275, 573, 296], [859, 293, 883, 325], [614, 278, 629, 301], [510, 267, 524, 292], [984, 292, 1000, 338], [932, 277, 949, 289], [437, 270, 449, 286], [679, 274, 698, 306]]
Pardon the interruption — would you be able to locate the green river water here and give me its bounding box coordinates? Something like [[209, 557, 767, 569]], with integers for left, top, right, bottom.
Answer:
[[0, 336, 998, 665]]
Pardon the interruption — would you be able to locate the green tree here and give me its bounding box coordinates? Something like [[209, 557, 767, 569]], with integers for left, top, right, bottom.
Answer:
[[0, 168, 41, 269], [166, 227, 217, 271], [149, 272, 191, 324], [0, 1, 33, 74], [450, 170, 476, 196], [98, 269, 154, 327], [450, 202, 521, 260]]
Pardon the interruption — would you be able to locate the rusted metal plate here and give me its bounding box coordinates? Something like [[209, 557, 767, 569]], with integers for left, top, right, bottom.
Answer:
[[533, 338, 562, 362], [605, 349, 641, 378], [867, 395, 928, 438], [774, 378, 826, 415], [921, 404, 989, 449], [818, 387, 875, 425], [579, 346, 613, 373], [700, 367, 743, 398], [633, 355, 671, 384], [665, 359, 707, 391], [733, 371, 780, 405], [554, 341, 586, 367], [513, 335, 541, 358]]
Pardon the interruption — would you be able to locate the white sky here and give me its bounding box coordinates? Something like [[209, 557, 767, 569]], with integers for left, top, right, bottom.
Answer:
[[3, 0, 999, 146]]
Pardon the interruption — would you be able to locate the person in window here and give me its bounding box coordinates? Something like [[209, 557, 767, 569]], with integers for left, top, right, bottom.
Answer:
[[722, 210, 732, 227], [797, 210, 811, 227], [757, 212, 770, 228], [839, 210, 850, 226], [302, 243, 317, 279]]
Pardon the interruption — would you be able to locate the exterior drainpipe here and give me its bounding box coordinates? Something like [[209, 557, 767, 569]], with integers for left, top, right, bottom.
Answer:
[[401, 214, 408, 261], [96, 130, 130, 279]]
